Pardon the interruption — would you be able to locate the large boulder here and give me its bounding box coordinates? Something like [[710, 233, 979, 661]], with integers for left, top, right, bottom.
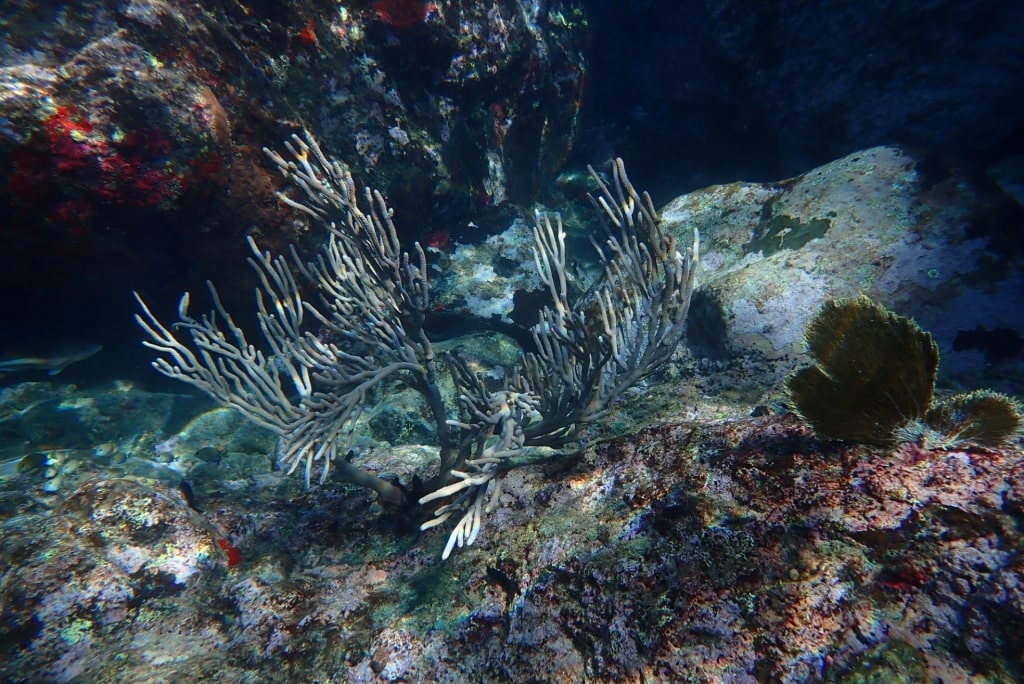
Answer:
[[666, 146, 1024, 400]]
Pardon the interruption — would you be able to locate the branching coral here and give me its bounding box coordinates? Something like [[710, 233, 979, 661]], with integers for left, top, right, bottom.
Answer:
[[135, 131, 699, 557]]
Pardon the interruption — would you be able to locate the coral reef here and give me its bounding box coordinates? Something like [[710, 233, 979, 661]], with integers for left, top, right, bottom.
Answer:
[[0, 1, 1021, 679], [658, 146, 1024, 402], [0, 0, 588, 383]]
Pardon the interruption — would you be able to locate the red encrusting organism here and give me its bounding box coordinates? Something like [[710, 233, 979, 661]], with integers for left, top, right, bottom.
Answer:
[[297, 20, 319, 48], [218, 538, 243, 567], [5, 103, 188, 232], [877, 565, 930, 593], [424, 228, 451, 250], [372, 0, 431, 28]]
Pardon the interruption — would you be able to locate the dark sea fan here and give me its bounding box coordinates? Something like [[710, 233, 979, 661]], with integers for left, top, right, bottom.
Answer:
[[785, 296, 938, 445]]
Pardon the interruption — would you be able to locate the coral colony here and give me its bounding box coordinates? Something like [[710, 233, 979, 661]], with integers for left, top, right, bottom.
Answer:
[[786, 296, 1022, 449], [135, 131, 699, 559]]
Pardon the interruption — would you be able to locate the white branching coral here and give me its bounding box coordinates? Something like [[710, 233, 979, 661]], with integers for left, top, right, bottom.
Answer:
[[135, 131, 698, 558], [419, 389, 539, 559]]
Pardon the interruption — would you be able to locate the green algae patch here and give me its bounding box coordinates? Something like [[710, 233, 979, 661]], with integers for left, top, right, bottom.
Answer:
[[832, 639, 927, 683], [746, 213, 833, 256]]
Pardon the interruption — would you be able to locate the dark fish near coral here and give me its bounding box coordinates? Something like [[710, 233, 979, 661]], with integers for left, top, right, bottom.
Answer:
[[0, 344, 102, 377], [179, 480, 201, 512]]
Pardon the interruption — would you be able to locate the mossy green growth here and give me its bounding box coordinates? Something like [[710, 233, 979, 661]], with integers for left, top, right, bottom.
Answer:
[[788, 297, 1023, 448], [786, 296, 938, 445]]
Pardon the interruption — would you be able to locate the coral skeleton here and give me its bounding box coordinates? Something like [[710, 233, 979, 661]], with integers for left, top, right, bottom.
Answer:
[[135, 131, 698, 558]]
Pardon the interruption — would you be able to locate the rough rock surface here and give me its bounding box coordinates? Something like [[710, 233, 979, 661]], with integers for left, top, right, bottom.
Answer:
[[3, 388, 1024, 682], [0, 0, 586, 377], [663, 145, 1024, 400]]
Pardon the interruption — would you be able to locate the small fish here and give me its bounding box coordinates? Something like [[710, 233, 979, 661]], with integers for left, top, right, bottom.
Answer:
[[179, 480, 201, 512], [0, 344, 102, 377]]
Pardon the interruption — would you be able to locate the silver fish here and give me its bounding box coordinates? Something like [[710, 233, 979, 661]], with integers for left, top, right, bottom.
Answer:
[[0, 344, 102, 376]]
